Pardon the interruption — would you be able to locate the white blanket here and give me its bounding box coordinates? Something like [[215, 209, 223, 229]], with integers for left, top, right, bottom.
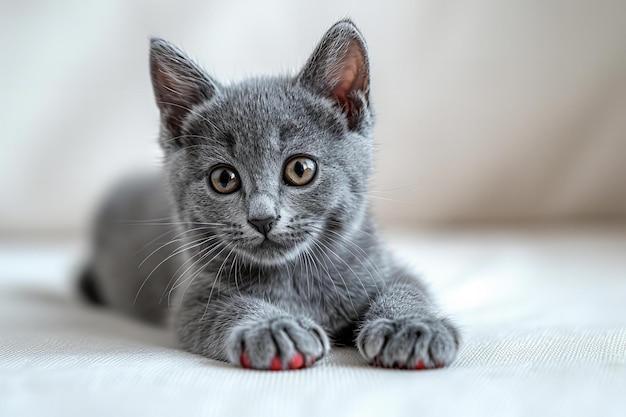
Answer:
[[2, 227, 625, 416]]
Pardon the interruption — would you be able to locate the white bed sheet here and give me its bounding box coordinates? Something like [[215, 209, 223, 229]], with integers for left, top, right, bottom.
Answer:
[[1, 226, 625, 417]]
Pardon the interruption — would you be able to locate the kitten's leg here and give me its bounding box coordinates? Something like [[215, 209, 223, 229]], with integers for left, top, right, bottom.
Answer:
[[356, 274, 460, 369], [176, 295, 330, 370]]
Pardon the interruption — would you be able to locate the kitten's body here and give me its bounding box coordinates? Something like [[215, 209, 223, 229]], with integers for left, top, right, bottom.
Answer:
[[82, 20, 460, 370]]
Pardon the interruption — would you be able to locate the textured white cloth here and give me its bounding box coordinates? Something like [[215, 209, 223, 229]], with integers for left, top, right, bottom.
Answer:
[[1, 227, 626, 417]]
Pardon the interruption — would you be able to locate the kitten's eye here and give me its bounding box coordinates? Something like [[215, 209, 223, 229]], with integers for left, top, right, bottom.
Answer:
[[208, 165, 240, 194], [284, 156, 317, 186]]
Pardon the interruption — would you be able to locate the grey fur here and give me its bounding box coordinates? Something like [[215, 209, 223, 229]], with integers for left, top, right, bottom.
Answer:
[[82, 19, 460, 370]]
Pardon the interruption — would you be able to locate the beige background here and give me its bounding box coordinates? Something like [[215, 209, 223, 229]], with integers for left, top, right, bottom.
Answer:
[[1, 0, 625, 236]]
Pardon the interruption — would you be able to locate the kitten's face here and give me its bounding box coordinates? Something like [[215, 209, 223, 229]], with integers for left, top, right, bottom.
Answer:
[[151, 21, 373, 266], [169, 80, 372, 265]]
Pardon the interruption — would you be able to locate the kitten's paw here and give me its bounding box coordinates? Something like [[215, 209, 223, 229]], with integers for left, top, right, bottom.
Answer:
[[357, 316, 460, 370], [227, 316, 330, 371]]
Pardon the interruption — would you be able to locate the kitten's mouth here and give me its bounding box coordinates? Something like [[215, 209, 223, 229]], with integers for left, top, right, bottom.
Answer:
[[257, 238, 280, 250], [235, 235, 307, 266]]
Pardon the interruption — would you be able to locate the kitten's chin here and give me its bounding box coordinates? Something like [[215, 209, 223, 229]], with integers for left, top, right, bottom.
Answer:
[[235, 239, 306, 267]]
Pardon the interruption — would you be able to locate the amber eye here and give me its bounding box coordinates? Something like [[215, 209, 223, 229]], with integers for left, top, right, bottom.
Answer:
[[209, 165, 240, 194], [284, 156, 317, 186]]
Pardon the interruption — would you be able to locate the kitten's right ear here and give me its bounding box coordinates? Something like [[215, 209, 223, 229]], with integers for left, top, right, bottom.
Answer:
[[150, 38, 218, 138]]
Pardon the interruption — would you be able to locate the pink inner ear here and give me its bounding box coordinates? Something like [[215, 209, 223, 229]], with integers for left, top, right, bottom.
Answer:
[[333, 60, 359, 99], [330, 41, 368, 113]]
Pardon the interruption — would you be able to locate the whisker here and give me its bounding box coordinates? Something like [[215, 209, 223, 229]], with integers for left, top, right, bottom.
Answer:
[[303, 247, 322, 306], [136, 225, 217, 263], [131, 227, 181, 256], [314, 236, 371, 307], [303, 250, 313, 301], [122, 220, 226, 227], [138, 227, 216, 269], [201, 244, 237, 320], [323, 219, 383, 241], [310, 225, 387, 296], [175, 242, 232, 307], [118, 214, 180, 223], [142, 233, 213, 283], [355, 193, 409, 204], [368, 184, 420, 193], [309, 238, 357, 317], [134, 233, 219, 306], [160, 236, 223, 304], [168, 240, 227, 296]]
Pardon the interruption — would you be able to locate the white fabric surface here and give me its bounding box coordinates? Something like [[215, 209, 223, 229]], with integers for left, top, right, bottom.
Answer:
[[1, 226, 626, 416]]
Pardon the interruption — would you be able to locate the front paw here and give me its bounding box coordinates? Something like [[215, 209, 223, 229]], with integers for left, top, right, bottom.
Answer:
[[357, 316, 460, 370], [226, 316, 330, 371]]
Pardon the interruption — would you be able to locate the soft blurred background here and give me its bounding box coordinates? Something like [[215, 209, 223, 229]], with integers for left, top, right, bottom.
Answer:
[[2, 0, 625, 240]]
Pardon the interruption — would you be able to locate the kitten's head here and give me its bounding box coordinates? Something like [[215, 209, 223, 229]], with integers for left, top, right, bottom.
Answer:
[[150, 20, 374, 266]]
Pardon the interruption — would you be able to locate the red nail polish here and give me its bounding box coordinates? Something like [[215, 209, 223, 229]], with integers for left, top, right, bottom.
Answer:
[[269, 356, 282, 371], [240, 352, 251, 369], [289, 353, 305, 369]]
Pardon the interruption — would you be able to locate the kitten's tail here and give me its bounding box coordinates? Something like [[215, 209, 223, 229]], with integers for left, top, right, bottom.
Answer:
[[78, 264, 105, 305]]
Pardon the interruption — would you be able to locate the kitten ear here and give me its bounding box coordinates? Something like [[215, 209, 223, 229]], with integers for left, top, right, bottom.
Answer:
[[297, 19, 370, 129], [150, 38, 218, 138]]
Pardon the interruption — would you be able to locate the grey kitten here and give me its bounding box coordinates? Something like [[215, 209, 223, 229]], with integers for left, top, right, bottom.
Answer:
[[81, 19, 460, 370]]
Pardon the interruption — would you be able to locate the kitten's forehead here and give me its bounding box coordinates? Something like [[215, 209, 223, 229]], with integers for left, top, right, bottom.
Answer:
[[196, 77, 342, 140], [223, 78, 293, 123], [220, 81, 287, 166]]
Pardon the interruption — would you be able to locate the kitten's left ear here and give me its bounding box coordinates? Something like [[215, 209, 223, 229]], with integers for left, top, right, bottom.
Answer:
[[297, 19, 370, 129]]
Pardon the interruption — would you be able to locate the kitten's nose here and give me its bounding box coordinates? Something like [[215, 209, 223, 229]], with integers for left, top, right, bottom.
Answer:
[[248, 217, 276, 236]]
